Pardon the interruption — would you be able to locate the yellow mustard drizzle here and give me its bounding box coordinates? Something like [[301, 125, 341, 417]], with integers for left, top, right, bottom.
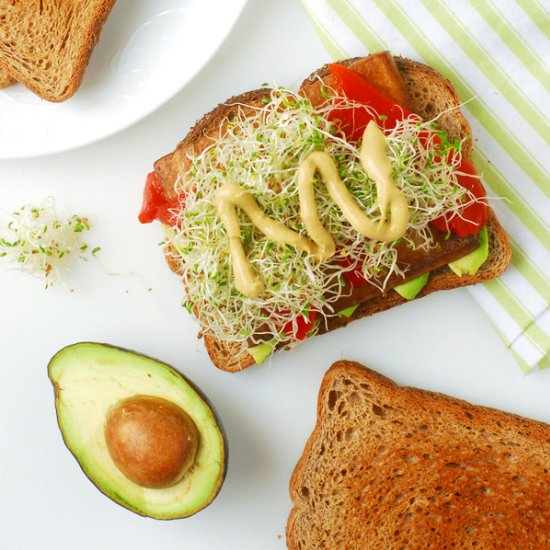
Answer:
[[216, 121, 410, 298], [215, 183, 319, 298]]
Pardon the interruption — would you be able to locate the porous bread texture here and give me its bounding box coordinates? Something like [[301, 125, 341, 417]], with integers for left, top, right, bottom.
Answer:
[[395, 57, 472, 159], [287, 360, 550, 549], [0, 0, 116, 102], [158, 55, 511, 373], [0, 64, 14, 87]]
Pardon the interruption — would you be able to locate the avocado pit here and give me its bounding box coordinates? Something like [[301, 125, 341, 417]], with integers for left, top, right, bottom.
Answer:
[[105, 395, 199, 489]]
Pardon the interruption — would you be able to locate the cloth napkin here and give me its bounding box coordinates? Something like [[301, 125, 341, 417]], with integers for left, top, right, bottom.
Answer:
[[300, 0, 550, 372]]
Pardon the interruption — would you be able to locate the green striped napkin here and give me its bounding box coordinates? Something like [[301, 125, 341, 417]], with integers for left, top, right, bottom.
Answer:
[[301, 0, 550, 373]]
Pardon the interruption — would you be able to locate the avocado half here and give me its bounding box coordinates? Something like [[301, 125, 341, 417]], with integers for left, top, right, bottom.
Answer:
[[48, 342, 227, 520]]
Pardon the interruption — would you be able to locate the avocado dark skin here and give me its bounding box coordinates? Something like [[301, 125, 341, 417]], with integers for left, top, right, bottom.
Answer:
[[48, 342, 228, 520]]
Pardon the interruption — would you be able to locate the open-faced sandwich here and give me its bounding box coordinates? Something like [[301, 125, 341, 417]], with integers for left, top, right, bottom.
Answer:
[[0, 0, 117, 101], [140, 51, 511, 372]]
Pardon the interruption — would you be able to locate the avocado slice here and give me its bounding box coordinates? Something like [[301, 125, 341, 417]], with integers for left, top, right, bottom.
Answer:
[[48, 342, 227, 520], [336, 304, 359, 318], [448, 226, 489, 276], [247, 339, 276, 364], [394, 272, 430, 300]]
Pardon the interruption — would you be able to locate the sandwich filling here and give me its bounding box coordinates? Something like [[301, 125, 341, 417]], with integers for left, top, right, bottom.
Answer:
[[147, 81, 487, 357], [215, 121, 410, 299]]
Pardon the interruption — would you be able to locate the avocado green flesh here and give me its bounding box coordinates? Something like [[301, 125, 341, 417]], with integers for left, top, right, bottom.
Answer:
[[448, 227, 489, 276], [247, 340, 276, 364], [48, 342, 226, 520], [394, 227, 488, 299], [394, 272, 430, 300], [336, 304, 359, 318]]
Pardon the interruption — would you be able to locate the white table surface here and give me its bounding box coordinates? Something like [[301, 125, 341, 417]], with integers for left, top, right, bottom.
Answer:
[[1, 1, 549, 549]]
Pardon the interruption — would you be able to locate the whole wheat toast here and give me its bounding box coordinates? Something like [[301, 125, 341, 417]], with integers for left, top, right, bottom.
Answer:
[[287, 360, 550, 549], [0, 0, 116, 102], [154, 53, 511, 373], [0, 64, 14, 88]]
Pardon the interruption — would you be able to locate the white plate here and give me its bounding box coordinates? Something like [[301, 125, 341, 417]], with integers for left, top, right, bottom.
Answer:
[[0, 0, 247, 159]]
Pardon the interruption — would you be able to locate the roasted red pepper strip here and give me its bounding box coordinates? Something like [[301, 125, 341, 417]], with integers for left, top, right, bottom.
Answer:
[[334, 253, 368, 288], [282, 308, 317, 341], [431, 158, 488, 237], [328, 63, 414, 140], [139, 171, 182, 226]]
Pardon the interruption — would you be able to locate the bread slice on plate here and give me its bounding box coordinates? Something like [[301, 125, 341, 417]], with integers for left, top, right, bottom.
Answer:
[[147, 52, 511, 373], [0, 0, 117, 101], [287, 360, 550, 549]]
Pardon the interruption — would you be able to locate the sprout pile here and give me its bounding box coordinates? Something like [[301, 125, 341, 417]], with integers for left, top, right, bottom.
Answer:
[[165, 88, 481, 356], [0, 198, 98, 288]]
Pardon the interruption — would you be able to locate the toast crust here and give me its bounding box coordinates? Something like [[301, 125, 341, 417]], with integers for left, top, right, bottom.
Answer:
[[287, 360, 550, 548], [157, 54, 511, 372], [0, 0, 117, 101], [0, 64, 15, 88]]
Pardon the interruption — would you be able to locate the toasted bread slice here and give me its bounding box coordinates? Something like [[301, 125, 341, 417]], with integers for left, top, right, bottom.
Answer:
[[287, 360, 550, 549], [155, 54, 511, 372], [0, 64, 15, 88], [0, 0, 116, 102]]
